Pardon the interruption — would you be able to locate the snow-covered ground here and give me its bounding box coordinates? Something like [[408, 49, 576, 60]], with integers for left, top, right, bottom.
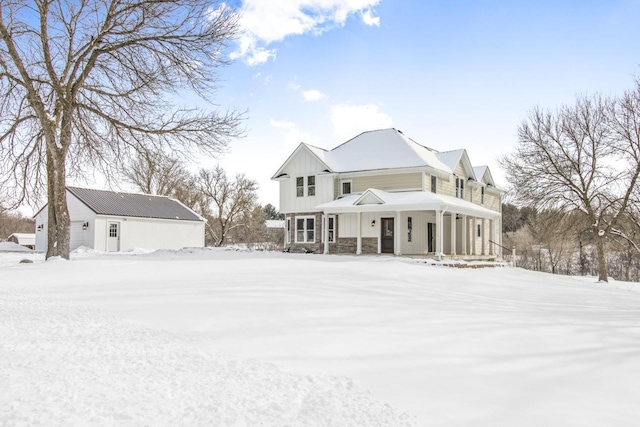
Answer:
[[2, 248, 639, 426]]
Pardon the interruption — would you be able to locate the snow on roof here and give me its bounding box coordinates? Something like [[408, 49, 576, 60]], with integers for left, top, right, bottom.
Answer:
[[272, 129, 456, 178], [473, 166, 487, 178], [304, 144, 330, 166], [436, 149, 464, 172], [317, 189, 500, 218], [0, 241, 33, 252], [265, 220, 285, 229], [321, 128, 452, 173], [473, 166, 497, 187], [67, 187, 203, 222], [9, 233, 35, 242]]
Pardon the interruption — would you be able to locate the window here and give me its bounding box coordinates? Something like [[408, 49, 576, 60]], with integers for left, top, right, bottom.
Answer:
[[307, 176, 315, 196], [407, 217, 412, 242], [286, 218, 291, 244], [481, 186, 485, 205], [430, 175, 437, 193], [296, 177, 304, 197], [455, 177, 465, 199], [341, 180, 352, 195], [109, 223, 118, 238], [295, 216, 315, 243], [322, 215, 336, 243], [477, 222, 482, 238]]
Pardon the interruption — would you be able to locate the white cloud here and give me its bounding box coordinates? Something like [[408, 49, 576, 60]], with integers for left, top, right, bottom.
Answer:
[[269, 119, 311, 148], [302, 89, 328, 102], [330, 103, 393, 140], [361, 9, 380, 26], [232, 0, 381, 65]]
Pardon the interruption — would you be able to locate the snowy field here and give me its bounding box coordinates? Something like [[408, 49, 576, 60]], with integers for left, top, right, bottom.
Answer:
[[1, 247, 640, 426]]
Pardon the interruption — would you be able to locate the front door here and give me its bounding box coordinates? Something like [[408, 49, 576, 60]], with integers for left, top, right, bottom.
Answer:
[[107, 222, 120, 252], [381, 217, 394, 253]]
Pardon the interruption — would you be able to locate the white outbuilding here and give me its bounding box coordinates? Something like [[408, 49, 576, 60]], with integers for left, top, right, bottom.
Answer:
[[34, 187, 205, 252], [7, 233, 36, 249]]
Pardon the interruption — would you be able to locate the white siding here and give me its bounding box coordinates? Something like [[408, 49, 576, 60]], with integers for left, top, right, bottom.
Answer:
[[34, 208, 47, 252], [279, 148, 334, 213], [67, 193, 97, 250], [93, 215, 204, 252], [338, 212, 381, 238], [399, 211, 430, 255]]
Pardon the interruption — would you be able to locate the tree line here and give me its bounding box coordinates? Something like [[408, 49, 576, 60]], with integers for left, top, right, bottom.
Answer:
[[502, 203, 640, 282], [0, 208, 34, 241]]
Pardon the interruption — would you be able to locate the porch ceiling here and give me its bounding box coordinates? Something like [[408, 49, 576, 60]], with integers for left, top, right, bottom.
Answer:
[[316, 189, 500, 219]]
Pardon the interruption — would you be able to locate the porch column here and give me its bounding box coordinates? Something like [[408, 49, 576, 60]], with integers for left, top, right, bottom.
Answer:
[[395, 211, 402, 256], [450, 214, 456, 255], [435, 209, 442, 258], [471, 216, 477, 256], [323, 214, 329, 255], [284, 215, 288, 248], [489, 219, 495, 255], [461, 215, 467, 255], [356, 212, 362, 255], [482, 218, 487, 255]]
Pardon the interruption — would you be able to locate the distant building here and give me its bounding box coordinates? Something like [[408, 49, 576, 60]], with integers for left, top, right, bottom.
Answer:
[[35, 187, 205, 252], [8, 233, 36, 250]]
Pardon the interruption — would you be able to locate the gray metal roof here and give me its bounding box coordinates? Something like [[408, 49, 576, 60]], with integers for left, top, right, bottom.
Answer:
[[67, 187, 203, 222]]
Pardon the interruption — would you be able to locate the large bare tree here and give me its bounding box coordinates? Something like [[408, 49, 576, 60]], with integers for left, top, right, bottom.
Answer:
[[501, 84, 640, 282], [0, 0, 243, 259]]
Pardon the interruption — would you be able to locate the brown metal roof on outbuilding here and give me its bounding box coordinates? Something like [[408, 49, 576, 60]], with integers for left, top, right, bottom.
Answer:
[[67, 187, 203, 222]]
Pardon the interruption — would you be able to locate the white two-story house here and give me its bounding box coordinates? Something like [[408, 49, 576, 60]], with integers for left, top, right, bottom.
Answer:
[[272, 128, 504, 259]]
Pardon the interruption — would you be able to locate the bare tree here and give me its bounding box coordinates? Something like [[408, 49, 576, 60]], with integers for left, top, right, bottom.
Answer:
[[501, 86, 640, 282], [528, 210, 582, 275], [123, 151, 188, 196], [197, 165, 258, 247], [0, 0, 243, 259]]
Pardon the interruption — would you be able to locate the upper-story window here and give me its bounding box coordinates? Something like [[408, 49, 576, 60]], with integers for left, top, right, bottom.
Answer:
[[455, 177, 465, 199], [296, 176, 316, 197], [307, 176, 315, 196], [430, 175, 437, 193], [341, 180, 352, 195], [481, 186, 485, 205], [296, 177, 304, 197]]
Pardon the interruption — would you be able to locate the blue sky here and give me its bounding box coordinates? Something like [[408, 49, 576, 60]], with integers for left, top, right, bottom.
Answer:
[[206, 0, 640, 208]]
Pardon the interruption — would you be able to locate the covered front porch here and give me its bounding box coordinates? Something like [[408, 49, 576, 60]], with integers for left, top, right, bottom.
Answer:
[[317, 189, 502, 260]]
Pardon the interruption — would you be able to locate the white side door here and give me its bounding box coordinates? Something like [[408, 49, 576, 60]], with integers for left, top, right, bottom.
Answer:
[[107, 222, 120, 252]]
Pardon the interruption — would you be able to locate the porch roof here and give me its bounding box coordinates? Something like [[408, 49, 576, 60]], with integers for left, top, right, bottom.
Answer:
[[316, 189, 501, 219]]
